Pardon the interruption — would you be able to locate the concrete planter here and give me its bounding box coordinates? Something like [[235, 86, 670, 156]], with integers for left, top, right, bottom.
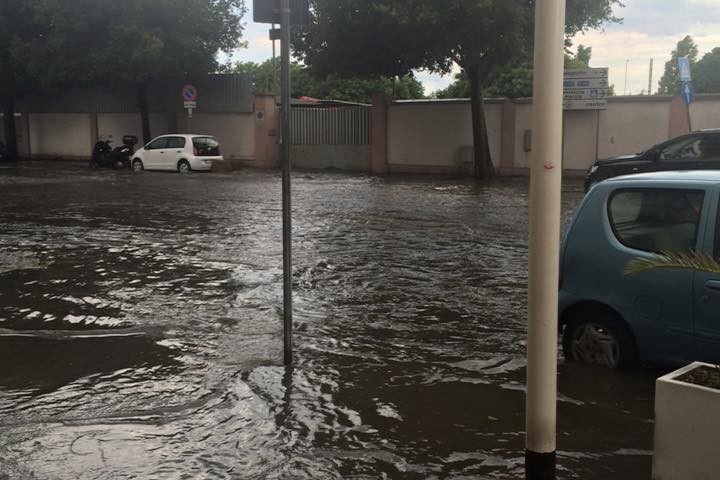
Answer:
[[653, 362, 720, 480]]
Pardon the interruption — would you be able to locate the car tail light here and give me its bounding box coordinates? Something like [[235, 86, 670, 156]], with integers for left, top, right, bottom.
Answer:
[[193, 147, 198, 156]]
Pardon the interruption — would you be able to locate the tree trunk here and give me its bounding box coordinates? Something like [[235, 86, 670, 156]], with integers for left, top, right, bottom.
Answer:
[[137, 83, 152, 144], [467, 68, 495, 179], [1, 98, 19, 162]]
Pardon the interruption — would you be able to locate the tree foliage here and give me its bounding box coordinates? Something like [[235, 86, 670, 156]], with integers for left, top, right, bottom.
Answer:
[[90, 0, 246, 143], [0, 0, 246, 157], [694, 47, 720, 94], [658, 35, 699, 95], [226, 59, 424, 104], [88, 0, 245, 86], [436, 45, 594, 99], [295, 0, 623, 178], [0, 1, 97, 159]]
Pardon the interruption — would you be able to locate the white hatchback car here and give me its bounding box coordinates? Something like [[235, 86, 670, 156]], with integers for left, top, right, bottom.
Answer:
[[131, 134, 222, 173]]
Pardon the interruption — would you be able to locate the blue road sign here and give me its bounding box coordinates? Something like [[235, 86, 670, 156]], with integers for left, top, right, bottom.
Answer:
[[681, 81, 695, 105], [678, 57, 692, 82]]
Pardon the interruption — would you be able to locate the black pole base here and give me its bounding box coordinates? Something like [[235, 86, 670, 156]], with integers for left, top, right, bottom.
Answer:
[[526, 449, 556, 480]]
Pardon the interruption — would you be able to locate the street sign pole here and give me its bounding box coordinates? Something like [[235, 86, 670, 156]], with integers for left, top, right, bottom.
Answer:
[[526, 0, 566, 478], [684, 82, 694, 132], [280, 0, 293, 366], [678, 57, 694, 134]]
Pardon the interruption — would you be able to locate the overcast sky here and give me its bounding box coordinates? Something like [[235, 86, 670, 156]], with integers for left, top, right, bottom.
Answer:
[[235, 0, 720, 96]]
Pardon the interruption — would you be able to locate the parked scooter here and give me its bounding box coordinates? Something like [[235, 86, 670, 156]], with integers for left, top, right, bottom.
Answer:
[[90, 135, 138, 169]]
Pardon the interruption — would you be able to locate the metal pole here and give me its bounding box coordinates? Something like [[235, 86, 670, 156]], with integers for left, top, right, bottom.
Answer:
[[272, 23, 277, 93], [280, 0, 293, 366], [594, 109, 601, 163], [648, 58, 654, 95], [272, 23, 276, 59], [526, 0, 566, 478]]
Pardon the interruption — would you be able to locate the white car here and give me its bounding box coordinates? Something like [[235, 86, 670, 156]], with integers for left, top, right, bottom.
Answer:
[[131, 134, 222, 173]]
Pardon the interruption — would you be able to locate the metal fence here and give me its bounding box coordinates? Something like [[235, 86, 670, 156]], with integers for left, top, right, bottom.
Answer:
[[291, 106, 371, 145]]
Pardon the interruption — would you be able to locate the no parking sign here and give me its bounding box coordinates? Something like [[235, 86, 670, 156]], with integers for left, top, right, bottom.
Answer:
[[182, 85, 198, 118], [182, 85, 198, 102]]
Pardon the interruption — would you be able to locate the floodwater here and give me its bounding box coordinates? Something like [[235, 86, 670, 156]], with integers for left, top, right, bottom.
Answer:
[[0, 162, 657, 480]]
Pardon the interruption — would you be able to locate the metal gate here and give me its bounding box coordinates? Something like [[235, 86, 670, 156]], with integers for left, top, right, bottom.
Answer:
[[291, 106, 371, 145]]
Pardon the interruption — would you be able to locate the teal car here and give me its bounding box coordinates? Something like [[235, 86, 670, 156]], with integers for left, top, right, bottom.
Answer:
[[560, 171, 720, 369]]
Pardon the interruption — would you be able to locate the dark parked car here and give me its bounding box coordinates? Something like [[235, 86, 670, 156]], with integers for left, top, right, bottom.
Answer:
[[585, 129, 720, 191]]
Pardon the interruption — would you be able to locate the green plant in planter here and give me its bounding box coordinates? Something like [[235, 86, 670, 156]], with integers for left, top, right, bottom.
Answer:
[[624, 250, 720, 276], [625, 251, 720, 389]]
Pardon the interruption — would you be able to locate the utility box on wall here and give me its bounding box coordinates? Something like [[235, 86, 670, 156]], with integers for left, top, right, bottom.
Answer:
[[459, 146, 475, 176]]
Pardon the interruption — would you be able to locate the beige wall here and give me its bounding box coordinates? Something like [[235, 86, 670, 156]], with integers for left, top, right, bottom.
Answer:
[[292, 145, 370, 171], [386, 96, 717, 175], [597, 100, 671, 159], [388, 102, 470, 169], [30, 114, 92, 158], [17, 94, 720, 171], [485, 103, 503, 165], [387, 102, 502, 173], [27, 111, 238, 160], [387, 101, 502, 173], [513, 102, 534, 169], [176, 113, 255, 160], [563, 110, 600, 171], [690, 97, 720, 130], [97, 113, 169, 146], [514, 99, 672, 170]]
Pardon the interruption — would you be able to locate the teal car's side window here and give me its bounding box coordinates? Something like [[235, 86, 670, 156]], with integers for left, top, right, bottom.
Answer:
[[608, 189, 705, 254]]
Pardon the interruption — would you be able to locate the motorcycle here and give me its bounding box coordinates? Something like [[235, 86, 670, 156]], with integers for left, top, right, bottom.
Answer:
[[90, 135, 138, 169]]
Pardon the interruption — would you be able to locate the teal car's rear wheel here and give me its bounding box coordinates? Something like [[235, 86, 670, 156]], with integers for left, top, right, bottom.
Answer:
[[562, 311, 638, 369]]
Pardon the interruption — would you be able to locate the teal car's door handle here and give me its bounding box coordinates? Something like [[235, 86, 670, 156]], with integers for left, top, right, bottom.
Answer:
[[705, 280, 720, 291]]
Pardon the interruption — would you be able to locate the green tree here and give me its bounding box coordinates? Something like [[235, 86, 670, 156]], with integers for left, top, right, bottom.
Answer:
[[658, 35, 699, 95], [226, 59, 424, 104], [301, 74, 424, 103], [435, 72, 469, 99], [436, 45, 595, 100], [295, 1, 622, 178], [90, 0, 246, 143], [1, 0, 246, 158], [225, 60, 280, 93], [566, 45, 592, 69], [695, 47, 720, 94], [0, 1, 95, 161]]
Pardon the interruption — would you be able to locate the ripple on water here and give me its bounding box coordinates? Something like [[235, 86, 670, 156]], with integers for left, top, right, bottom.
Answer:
[[0, 168, 655, 479]]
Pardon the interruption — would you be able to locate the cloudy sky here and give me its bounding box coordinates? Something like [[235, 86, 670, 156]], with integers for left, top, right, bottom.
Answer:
[[235, 0, 720, 96]]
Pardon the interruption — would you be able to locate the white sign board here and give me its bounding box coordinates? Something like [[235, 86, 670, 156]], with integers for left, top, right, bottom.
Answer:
[[563, 68, 609, 110], [184, 101, 197, 109], [563, 99, 607, 110]]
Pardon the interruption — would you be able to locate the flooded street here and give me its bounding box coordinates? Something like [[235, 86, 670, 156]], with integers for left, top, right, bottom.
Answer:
[[0, 163, 656, 479]]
